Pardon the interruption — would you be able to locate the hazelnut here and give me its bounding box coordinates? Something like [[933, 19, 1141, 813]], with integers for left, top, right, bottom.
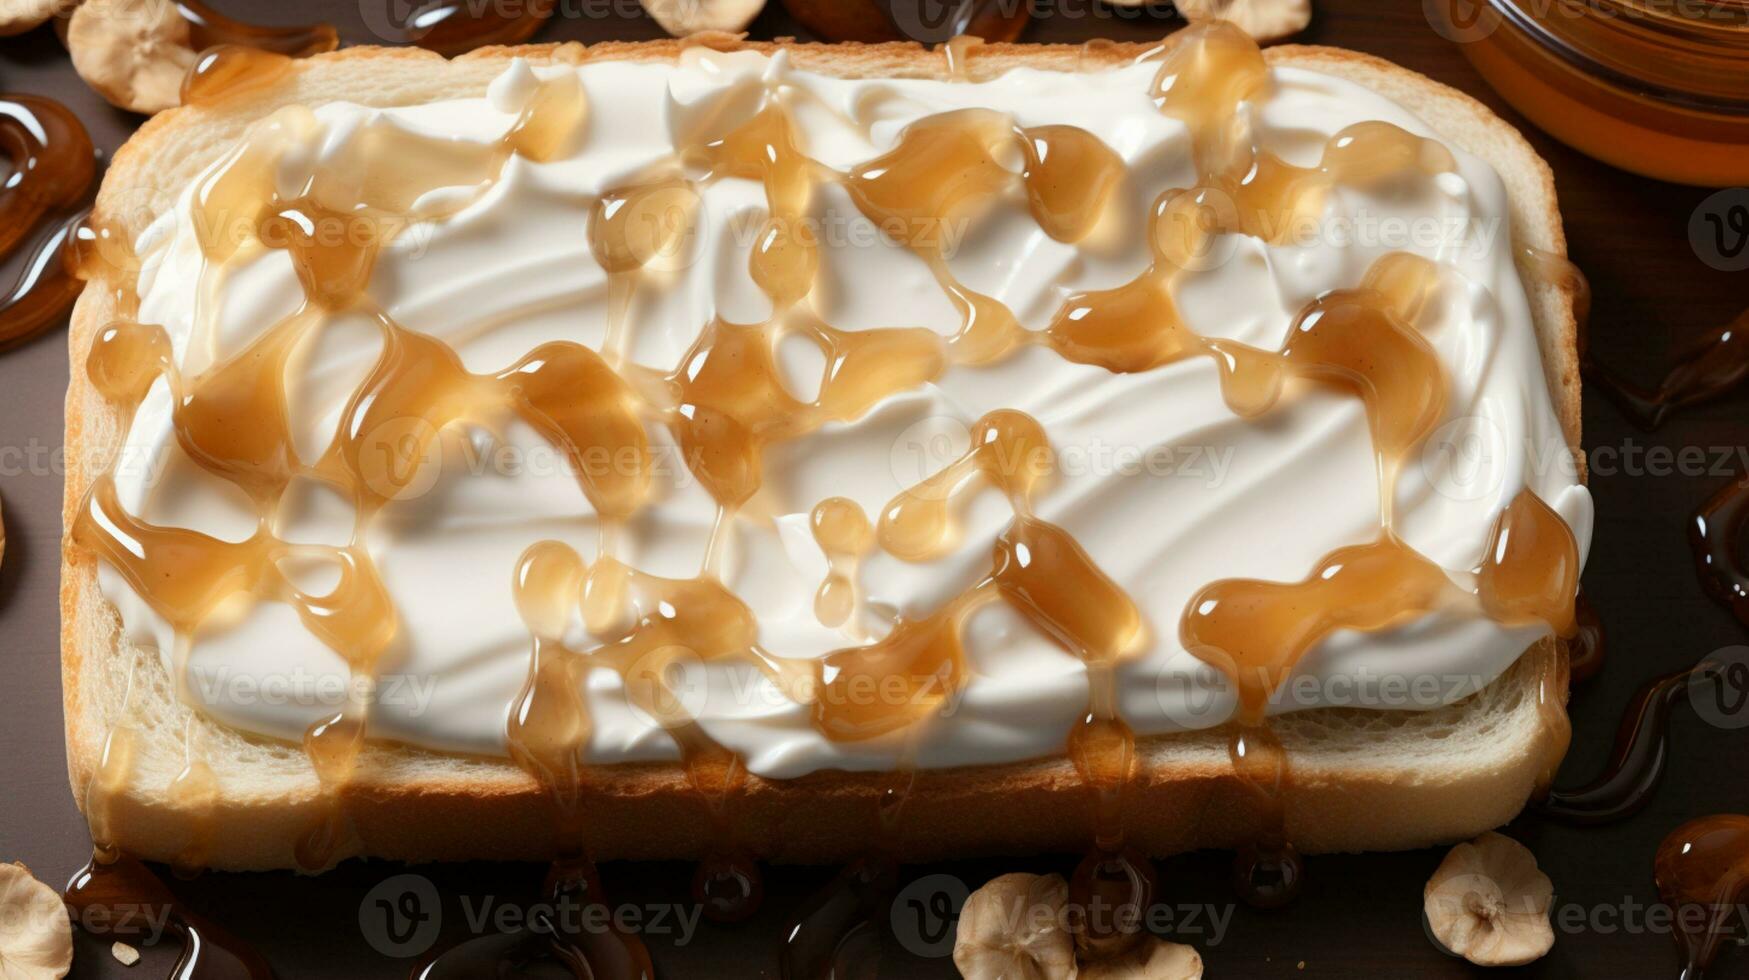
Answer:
[[1173, 0, 1311, 44], [0, 0, 71, 36], [67, 0, 198, 114], [1424, 831, 1555, 967], [1080, 937, 1204, 979], [0, 862, 73, 979], [640, 0, 767, 36], [953, 873, 1077, 980]]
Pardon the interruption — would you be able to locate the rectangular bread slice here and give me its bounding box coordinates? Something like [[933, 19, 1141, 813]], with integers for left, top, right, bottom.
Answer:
[[61, 36, 1582, 870]]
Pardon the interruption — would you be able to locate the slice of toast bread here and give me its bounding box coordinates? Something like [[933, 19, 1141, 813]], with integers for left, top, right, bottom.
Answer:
[[61, 36, 1582, 871]]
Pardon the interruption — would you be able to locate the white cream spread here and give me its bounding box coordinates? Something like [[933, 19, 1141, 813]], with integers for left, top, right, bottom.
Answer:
[[98, 49, 1593, 778]]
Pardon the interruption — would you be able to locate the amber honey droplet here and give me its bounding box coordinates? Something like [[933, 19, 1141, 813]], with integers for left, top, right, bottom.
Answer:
[[812, 497, 871, 629], [179, 0, 339, 57], [1183, 536, 1455, 724], [1477, 490, 1580, 636], [995, 516, 1140, 665], [503, 342, 653, 522], [1656, 815, 1749, 980], [173, 312, 312, 503], [1069, 846, 1157, 957], [257, 200, 393, 309], [181, 46, 294, 107], [402, 0, 556, 57], [1018, 125, 1125, 243], [507, 542, 592, 833], [1151, 22, 1270, 174]]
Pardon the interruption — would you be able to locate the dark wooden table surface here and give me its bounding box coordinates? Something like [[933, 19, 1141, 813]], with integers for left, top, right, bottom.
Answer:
[[2, 1, 1745, 977]]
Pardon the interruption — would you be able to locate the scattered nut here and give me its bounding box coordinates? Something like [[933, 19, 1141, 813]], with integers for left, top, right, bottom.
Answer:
[[640, 0, 766, 36], [0, 0, 69, 36], [953, 873, 1077, 980], [1173, 0, 1311, 43], [111, 941, 139, 966], [0, 862, 73, 979], [1424, 831, 1555, 967], [1080, 936, 1204, 980], [67, 0, 198, 114]]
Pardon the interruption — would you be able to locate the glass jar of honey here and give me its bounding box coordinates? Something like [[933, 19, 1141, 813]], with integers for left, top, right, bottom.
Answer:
[[1431, 0, 1749, 186]]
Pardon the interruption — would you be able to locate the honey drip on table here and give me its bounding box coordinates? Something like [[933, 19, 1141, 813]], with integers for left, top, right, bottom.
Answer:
[[66, 24, 1584, 953], [171, 4, 342, 107], [176, 1, 338, 57], [0, 96, 98, 351], [1690, 474, 1749, 629], [776, 0, 1030, 44], [1539, 657, 1729, 825], [1656, 815, 1749, 980], [1586, 306, 1749, 431], [398, 0, 555, 57], [65, 852, 273, 980]]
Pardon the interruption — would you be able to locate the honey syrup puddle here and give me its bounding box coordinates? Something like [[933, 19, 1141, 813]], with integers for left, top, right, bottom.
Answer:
[[1538, 658, 1730, 825], [1690, 474, 1749, 630], [63, 22, 1591, 972], [1656, 815, 1749, 980], [0, 95, 100, 351]]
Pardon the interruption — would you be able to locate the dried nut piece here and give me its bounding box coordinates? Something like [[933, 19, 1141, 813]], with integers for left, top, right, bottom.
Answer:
[[640, 0, 766, 36], [0, 862, 74, 979], [111, 942, 140, 966], [1424, 831, 1555, 967], [1080, 937, 1204, 979], [0, 0, 67, 36], [954, 873, 1077, 980], [1173, 0, 1311, 43], [68, 0, 199, 114]]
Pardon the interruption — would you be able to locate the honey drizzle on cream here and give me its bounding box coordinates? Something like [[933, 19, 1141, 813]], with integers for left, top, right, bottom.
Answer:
[[69, 26, 1584, 927]]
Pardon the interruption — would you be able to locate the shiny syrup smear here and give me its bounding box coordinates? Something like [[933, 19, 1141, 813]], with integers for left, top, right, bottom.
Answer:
[[1655, 815, 1749, 980], [401, 0, 556, 57], [67, 24, 1586, 962], [1691, 475, 1749, 629], [778, 0, 1030, 44], [1568, 589, 1605, 683], [1586, 306, 1749, 431], [0, 96, 97, 351], [65, 852, 272, 980], [177, 0, 338, 56], [415, 858, 653, 980], [1539, 658, 1728, 825]]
